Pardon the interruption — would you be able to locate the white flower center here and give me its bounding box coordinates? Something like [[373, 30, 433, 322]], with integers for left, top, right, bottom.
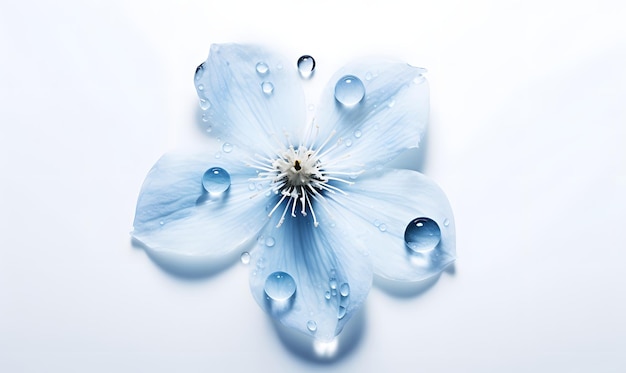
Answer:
[[248, 129, 360, 228]]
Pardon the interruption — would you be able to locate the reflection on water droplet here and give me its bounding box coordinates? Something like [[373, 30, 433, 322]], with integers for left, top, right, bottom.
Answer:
[[307, 320, 317, 332], [159, 220, 164, 226], [404, 217, 441, 253], [329, 278, 337, 290], [240, 252, 250, 264], [443, 218, 450, 227], [256, 62, 269, 75], [195, 62, 205, 81], [297, 55, 316, 78], [197, 84, 204, 91], [264, 271, 296, 302], [265, 236, 275, 247], [261, 81, 274, 95], [340, 283, 350, 297], [334, 75, 365, 106], [222, 143, 233, 153], [199, 99, 211, 110], [202, 167, 231, 195], [337, 306, 346, 320]]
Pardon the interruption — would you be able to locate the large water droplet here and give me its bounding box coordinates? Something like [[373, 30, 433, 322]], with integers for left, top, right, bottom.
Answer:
[[256, 62, 269, 75], [240, 252, 250, 264], [307, 320, 317, 332], [404, 217, 441, 253], [340, 283, 350, 297], [195, 62, 205, 81], [261, 81, 274, 95], [202, 167, 231, 195], [297, 55, 315, 78], [334, 75, 365, 106], [264, 271, 296, 302]]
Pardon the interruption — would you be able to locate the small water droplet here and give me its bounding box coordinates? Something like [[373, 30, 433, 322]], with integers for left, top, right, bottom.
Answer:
[[240, 252, 250, 264], [214, 152, 222, 159], [329, 278, 338, 290], [205, 125, 212, 133], [297, 55, 316, 78], [197, 84, 204, 91], [265, 236, 275, 247], [256, 62, 269, 75], [159, 220, 164, 226], [331, 289, 337, 296], [222, 143, 233, 153], [195, 63, 205, 81], [277, 63, 284, 70], [307, 320, 317, 332], [339, 283, 350, 297], [201, 113, 209, 122], [199, 99, 211, 110], [334, 75, 365, 106], [202, 167, 231, 195], [354, 129, 362, 138], [261, 81, 274, 95], [404, 217, 441, 253], [325, 291, 331, 300], [373, 219, 381, 227], [387, 99, 396, 108], [443, 218, 450, 227], [264, 271, 296, 302], [379, 223, 387, 232], [337, 306, 346, 320], [308, 104, 315, 111], [248, 183, 256, 191], [345, 139, 352, 147]]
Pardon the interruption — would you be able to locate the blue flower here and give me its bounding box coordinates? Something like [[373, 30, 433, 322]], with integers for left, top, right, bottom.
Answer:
[[132, 44, 456, 342]]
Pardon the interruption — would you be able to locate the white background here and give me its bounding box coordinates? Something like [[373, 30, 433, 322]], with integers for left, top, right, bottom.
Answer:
[[1, 0, 625, 372]]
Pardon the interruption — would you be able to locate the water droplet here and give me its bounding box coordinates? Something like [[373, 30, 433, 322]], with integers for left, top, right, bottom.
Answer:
[[197, 84, 204, 91], [256, 62, 269, 75], [337, 306, 346, 320], [339, 283, 350, 297], [214, 152, 222, 159], [387, 99, 396, 108], [404, 217, 441, 253], [265, 236, 275, 247], [248, 183, 256, 191], [261, 81, 274, 95], [159, 220, 164, 226], [199, 99, 211, 110], [202, 167, 231, 195], [331, 289, 337, 297], [307, 320, 317, 332], [297, 55, 316, 78], [264, 271, 296, 302], [365, 72, 373, 81], [345, 139, 352, 147], [373, 219, 381, 227], [195, 63, 205, 81], [354, 129, 362, 138], [205, 125, 212, 133], [329, 278, 338, 290], [334, 75, 365, 106], [222, 143, 233, 153], [240, 252, 250, 264], [308, 104, 315, 111], [379, 223, 387, 232], [443, 218, 450, 227], [325, 291, 331, 300]]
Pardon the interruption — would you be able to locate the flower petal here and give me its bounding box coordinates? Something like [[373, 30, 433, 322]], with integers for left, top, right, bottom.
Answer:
[[326, 168, 455, 282], [195, 43, 306, 158], [313, 59, 428, 171], [248, 213, 372, 342], [132, 153, 271, 270]]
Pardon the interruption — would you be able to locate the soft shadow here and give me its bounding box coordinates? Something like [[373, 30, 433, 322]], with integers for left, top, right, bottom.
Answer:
[[131, 237, 244, 281], [273, 307, 366, 364], [386, 128, 429, 172], [374, 273, 442, 298]]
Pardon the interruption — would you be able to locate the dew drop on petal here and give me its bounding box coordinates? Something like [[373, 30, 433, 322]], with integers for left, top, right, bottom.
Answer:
[[329, 278, 338, 290], [379, 223, 387, 232], [325, 291, 331, 300], [297, 55, 316, 78], [307, 320, 317, 332], [261, 81, 274, 95], [202, 167, 231, 195], [264, 271, 296, 302], [265, 236, 275, 247], [197, 84, 204, 91], [199, 99, 211, 110], [222, 143, 233, 153], [256, 62, 269, 75], [345, 139, 352, 147], [335, 75, 365, 106], [443, 218, 450, 227], [337, 306, 346, 320], [195, 62, 205, 81], [240, 252, 251, 264], [354, 129, 362, 138], [404, 217, 441, 253], [339, 283, 350, 297]]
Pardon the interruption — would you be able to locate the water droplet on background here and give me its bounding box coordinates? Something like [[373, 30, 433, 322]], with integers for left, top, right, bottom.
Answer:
[[202, 167, 231, 195], [261, 81, 274, 95], [240, 252, 250, 264], [222, 143, 233, 153], [404, 217, 441, 253], [340, 283, 350, 297], [334, 75, 365, 106], [264, 271, 296, 302], [297, 55, 316, 78], [307, 320, 317, 332], [256, 62, 269, 75]]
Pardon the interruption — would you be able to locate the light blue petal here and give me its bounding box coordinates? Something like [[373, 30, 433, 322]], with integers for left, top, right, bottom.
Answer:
[[195, 44, 307, 158], [313, 60, 428, 172], [132, 153, 272, 270], [326, 168, 455, 282], [248, 213, 372, 342]]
